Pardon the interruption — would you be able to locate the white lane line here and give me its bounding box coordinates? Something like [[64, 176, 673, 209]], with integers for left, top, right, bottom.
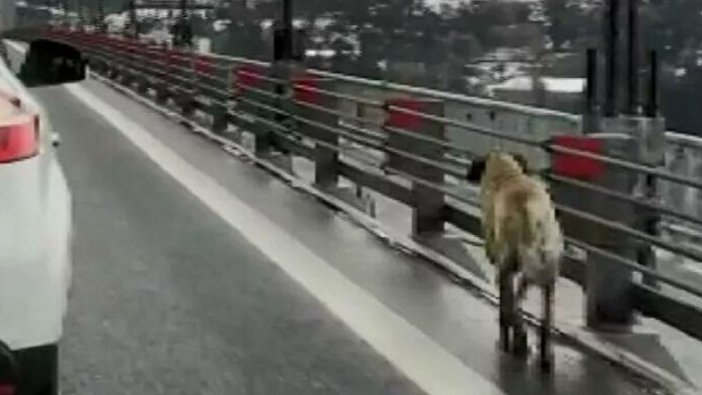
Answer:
[[64, 83, 505, 395]]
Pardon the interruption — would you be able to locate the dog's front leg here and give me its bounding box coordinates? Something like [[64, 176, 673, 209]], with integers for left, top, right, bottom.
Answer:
[[540, 283, 555, 372]]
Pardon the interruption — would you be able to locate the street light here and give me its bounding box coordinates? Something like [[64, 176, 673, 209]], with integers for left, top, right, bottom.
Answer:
[[97, 0, 105, 32], [274, 0, 293, 61]]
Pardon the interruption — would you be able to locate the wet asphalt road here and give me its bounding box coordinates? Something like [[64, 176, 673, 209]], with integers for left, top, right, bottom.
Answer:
[[27, 75, 666, 395], [37, 85, 424, 395]]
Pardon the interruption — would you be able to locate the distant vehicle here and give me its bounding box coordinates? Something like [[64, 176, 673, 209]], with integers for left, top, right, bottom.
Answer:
[[17, 40, 86, 88], [0, 46, 73, 394]]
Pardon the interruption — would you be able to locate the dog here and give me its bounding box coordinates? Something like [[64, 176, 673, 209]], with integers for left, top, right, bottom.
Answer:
[[466, 151, 564, 371]]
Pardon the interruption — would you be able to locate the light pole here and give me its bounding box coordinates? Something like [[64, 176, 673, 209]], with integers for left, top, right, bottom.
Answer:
[[174, 0, 192, 48], [97, 0, 105, 32], [128, 0, 139, 38], [274, 0, 293, 61]]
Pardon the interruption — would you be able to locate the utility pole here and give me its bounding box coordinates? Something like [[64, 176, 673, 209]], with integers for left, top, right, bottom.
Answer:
[[282, 0, 293, 59], [76, 0, 84, 29], [174, 0, 192, 48], [604, 0, 620, 117], [97, 0, 105, 32], [273, 0, 293, 61], [572, 0, 665, 330], [128, 0, 139, 38], [626, 0, 640, 115]]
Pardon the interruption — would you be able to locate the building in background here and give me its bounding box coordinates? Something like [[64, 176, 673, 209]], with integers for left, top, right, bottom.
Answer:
[[487, 76, 585, 113]]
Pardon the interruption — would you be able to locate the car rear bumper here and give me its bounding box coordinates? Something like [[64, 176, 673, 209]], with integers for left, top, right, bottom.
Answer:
[[15, 344, 58, 395], [0, 342, 58, 395]]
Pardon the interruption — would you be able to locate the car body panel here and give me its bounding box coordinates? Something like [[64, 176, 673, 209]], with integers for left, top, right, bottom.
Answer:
[[0, 47, 72, 351]]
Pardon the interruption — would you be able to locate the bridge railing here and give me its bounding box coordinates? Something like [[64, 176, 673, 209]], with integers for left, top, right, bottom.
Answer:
[[35, 27, 702, 340]]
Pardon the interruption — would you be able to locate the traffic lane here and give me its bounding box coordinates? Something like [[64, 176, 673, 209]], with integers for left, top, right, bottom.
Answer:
[[34, 84, 424, 395], [78, 77, 667, 395]]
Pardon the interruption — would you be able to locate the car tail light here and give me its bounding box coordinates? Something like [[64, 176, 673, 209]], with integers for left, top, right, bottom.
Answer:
[[0, 341, 16, 395], [0, 114, 39, 163]]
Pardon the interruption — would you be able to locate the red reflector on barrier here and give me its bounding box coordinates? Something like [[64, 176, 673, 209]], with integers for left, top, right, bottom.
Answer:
[[386, 99, 424, 131], [293, 78, 320, 104], [168, 49, 188, 65], [155, 48, 170, 65], [552, 136, 605, 180], [194, 55, 214, 74], [235, 65, 264, 89], [0, 114, 39, 164]]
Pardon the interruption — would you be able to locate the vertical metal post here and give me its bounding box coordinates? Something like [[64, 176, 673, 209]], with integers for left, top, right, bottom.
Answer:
[[584, 48, 600, 134], [128, 0, 138, 38], [283, 0, 293, 60], [626, 0, 640, 115], [604, 0, 620, 117], [97, 0, 105, 33], [385, 99, 446, 236], [75, 0, 84, 29], [640, 50, 662, 288], [179, 0, 192, 47], [646, 51, 659, 118], [210, 58, 230, 135], [294, 78, 339, 187], [59, 0, 67, 26], [552, 135, 637, 330]]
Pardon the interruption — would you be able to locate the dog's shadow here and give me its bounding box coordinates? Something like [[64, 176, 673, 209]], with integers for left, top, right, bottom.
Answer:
[[494, 349, 557, 393]]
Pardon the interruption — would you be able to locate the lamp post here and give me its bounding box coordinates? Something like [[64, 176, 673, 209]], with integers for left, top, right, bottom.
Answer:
[[174, 0, 192, 48], [97, 0, 105, 32], [128, 0, 139, 38]]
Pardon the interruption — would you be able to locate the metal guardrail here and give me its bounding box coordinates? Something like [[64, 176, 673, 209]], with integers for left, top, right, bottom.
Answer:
[[33, 27, 702, 340]]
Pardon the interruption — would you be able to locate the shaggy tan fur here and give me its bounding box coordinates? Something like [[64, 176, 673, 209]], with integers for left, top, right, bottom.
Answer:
[[478, 152, 562, 287], [469, 151, 564, 369]]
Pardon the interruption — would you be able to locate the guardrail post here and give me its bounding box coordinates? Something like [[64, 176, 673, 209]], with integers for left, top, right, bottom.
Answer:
[[613, 116, 666, 288], [293, 77, 338, 188], [552, 134, 638, 330], [207, 58, 230, 135], [125, 41, 142, 89], [154, 46, 171, 105], [134, 46, 150, 97], [180, 52, 197, 119], [233, 64, 275, 155], [385, 98, 446, 236]]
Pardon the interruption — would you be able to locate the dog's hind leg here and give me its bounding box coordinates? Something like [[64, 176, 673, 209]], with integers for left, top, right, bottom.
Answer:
[[498, 269, 513, 353], [512, 274, 529, 358], [539, 283, 555, 372]]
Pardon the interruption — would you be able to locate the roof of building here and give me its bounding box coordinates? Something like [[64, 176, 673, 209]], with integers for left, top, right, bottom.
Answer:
[[488, 76, 585, 94]]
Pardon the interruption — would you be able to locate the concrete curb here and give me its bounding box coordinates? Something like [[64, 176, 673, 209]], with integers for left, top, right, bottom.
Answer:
[[90, 71, 700, 395]]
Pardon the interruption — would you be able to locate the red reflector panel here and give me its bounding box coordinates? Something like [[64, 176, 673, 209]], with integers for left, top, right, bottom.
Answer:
[[0, 114, 39, 163], [235, 65, 265, 89], [194, 55, 214, 74], [293, 78, 321, 104], [386, 99, 424, 131], [552, 136, 605, 180], [0, 384, 15, 395]]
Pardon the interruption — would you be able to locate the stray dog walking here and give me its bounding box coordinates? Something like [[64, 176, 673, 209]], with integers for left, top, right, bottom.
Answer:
[[467, 151, 564, 371]]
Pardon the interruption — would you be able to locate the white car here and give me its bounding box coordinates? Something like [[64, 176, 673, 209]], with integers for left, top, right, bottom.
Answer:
[[0, 49, 72, 395]]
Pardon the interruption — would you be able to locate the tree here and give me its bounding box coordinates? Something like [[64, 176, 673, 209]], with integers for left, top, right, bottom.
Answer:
[[643, 0, 702, 64], [542, 0, 580, 50]]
